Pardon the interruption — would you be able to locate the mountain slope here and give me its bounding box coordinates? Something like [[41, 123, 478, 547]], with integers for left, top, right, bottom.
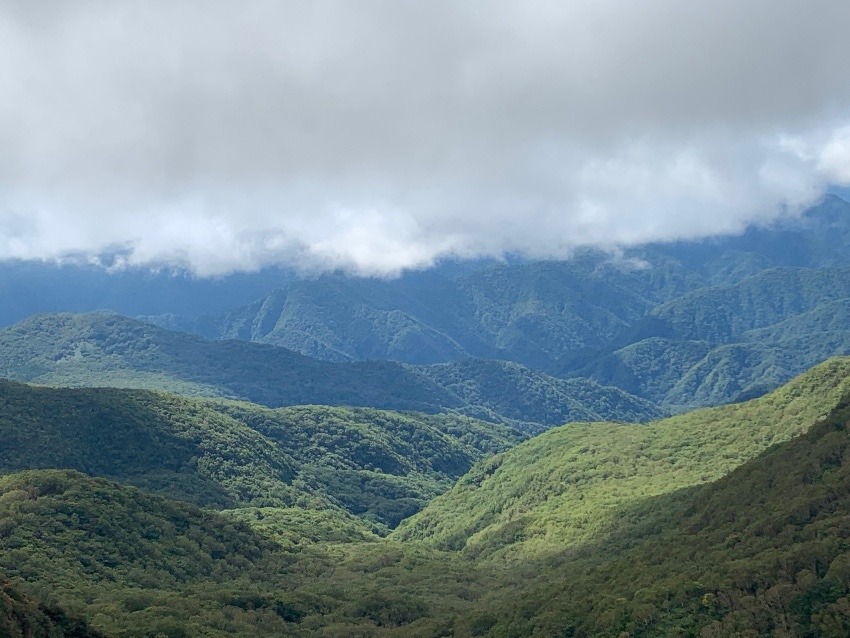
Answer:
[[566, 337, 716, 404], [162, 259, 663, 368], [0, 574, 105, 638], [6, 362, 850, 638], [0, 470, 307, 638], [482, 380, 850, 637], [742, 298, 850, 342], [649, 266, 850, 343], [183, 271, 495, 364], [0, 379, 523, 527], [3, 359, 850, 637], [0, 312, 660, 428], [0, 312, 462, 414], [0, 469, 498, 637], [413, 359, 662, 426], [573, 334, 850, 410], [394, 357, 850, 555]]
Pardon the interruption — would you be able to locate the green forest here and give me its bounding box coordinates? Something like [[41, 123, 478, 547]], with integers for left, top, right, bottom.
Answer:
[[1, 358, 849, 636], [2, 197, 850, 636]]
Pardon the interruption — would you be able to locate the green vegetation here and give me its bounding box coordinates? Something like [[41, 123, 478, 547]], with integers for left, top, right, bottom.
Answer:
[[0, 470, 301, 637], [650, 266, 850, 343], [0, 470, 275, 592], [394, 357, 850, 556], [0, 379, 523, 528], [564, 267, 850, 411], [1, 360, 850, 636], [0, 312, 462, 414], [0, 469, 498, 637], [568, 337, 716, 404], [475, 384, 850, 637], [222, 507, 379, 549], [411, 359, 662, 429], [575, 334, 850, 411], [743, 298, 850, 343], [0, 573, 104, 638], [0, 311, 660, 429], [182, 260, 657, 368]]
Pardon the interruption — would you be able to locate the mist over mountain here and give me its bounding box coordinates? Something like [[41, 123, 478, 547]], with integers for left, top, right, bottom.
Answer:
[[127, 195, 850, 412], [0, 261, 295, 327], [2, 194, 847, 332], [4, 3, 850, 635], [3, 194, 850, 637], [143, 195, 850, 357]]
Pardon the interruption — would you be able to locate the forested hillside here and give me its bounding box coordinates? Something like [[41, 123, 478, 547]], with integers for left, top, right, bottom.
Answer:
[[648, 266, 850, 343], [149, 259, 656, 366], [0, 470, 296, 637], [1, 361, 849, 636], [463, 376, 850, 637], [0, 573, 104, 638], [570, 333, 850, 411], [0, 379, 523, 529], [0, 312, 660, 428], [395, 357, 850, 555]]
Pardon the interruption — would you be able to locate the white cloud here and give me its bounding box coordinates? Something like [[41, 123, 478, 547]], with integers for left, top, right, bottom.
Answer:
[[1, 0, 849, 275], [816, 128, 850, 183]]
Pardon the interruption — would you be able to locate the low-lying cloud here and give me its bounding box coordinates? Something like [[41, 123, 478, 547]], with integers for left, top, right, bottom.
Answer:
[[2, 0, 850, 275]]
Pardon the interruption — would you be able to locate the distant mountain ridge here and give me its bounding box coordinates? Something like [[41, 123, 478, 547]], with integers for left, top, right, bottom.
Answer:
[[2, 197, 850, 421], [137, 195, 850, 413], [0, 312, 661, 429], [145, 195, 850, 366], [148, 259, 658, 367]]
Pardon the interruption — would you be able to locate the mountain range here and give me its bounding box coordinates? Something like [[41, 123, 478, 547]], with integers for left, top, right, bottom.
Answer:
[[142, 195, 850, 354], [136, 195, 850, 412], [0, 312, 661, 430], [1, 358, 849, 636], [2, 195, 850, 636]]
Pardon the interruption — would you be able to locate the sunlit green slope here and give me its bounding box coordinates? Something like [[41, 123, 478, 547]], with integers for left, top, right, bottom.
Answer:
[[394, 357, 850, 556], [4, 359, 850, 637], [470, 382, 850, 637]]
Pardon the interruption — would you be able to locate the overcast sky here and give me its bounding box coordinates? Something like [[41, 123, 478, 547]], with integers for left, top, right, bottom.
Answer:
[[2, 1, 850, 276]]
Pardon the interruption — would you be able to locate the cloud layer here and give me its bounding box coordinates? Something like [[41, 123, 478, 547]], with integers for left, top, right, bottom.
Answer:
[[2, 0, 850, 275]]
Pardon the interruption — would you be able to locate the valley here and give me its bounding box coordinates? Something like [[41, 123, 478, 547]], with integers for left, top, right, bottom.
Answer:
[[1, 196, 850, 637]]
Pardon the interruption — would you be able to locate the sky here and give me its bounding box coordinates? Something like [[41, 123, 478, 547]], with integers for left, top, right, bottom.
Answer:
[[1, 0, 850, 276]]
